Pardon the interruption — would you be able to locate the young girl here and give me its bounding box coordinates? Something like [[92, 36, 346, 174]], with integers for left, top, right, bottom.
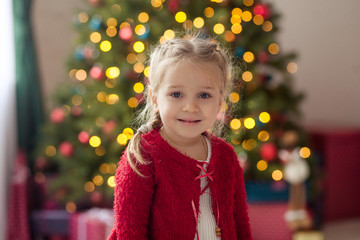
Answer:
[[108, 34, 253, 240]]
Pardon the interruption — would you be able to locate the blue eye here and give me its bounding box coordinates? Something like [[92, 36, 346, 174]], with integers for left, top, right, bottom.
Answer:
[[170, 92, 182, 98], [199, 92, 211, 99]]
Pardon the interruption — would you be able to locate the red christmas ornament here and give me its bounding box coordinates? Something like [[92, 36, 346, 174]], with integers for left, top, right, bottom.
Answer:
[[168, 0, 179, 13], [90, 191, 103, 203], [78, 131, 90, 144], [257, 51, 269, 63], [50, 107, 65, 124], [90, 65, 104, 80], [119, 26, 133, 41], [260, 143, 277, 161], [58, 142, 74, 157], [253, 4, 270, 19], [71, 106, 82, 117], [103, 120, 117, 134]]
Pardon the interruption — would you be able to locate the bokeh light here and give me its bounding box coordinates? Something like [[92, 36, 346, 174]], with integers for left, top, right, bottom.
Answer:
[[133, 82, 144, 93], [230, 118, 241, 130], [133, 41, 145, 53], [287, 62, 298, 74], [257, 160, 268, 171], [89, 136, 101, 147], [258, 130, 270, 142], [299, 147, 311, 158], [272, 170, 283, 181], [100, 40, 112, 52], [204, 7, 214, 18], [259, 112, 270, 123], [175, 11, 187, 23], [229, 92, 240, 103], [244, 117, 256, 129], [138, 12, 149, 23], [242, 71, 253, 82], [194, 17, 204, 28]]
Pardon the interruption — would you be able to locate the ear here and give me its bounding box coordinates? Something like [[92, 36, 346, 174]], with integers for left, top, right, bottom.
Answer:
[[149, 88, 158, 107]]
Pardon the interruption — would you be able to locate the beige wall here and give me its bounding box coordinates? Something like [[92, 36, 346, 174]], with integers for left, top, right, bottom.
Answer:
[[33, 0, 360, 127]]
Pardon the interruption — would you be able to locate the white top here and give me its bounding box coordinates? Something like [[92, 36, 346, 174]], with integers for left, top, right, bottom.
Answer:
[[194, 136, 219, 240]]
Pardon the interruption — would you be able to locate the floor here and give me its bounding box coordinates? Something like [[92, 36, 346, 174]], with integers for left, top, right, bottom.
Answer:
[[323, 217, 360, 240]]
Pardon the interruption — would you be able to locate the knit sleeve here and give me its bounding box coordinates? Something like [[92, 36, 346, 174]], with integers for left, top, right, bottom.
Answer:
[[232, 151, 253, 240], [108, 149, 155, 240]]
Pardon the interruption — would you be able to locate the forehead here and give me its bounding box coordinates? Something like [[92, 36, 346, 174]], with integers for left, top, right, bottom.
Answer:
[[162, 60, 221, 89]]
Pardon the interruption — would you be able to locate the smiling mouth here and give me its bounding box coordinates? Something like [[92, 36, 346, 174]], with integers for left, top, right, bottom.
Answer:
[[178, 119, 201, 123]]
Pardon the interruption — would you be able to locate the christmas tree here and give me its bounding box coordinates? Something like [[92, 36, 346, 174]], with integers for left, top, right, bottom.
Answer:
[[34, 0, 313, 212]]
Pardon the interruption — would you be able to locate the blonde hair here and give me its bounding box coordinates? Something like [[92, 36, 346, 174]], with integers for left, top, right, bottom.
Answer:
[[127, 32, 235, 177]]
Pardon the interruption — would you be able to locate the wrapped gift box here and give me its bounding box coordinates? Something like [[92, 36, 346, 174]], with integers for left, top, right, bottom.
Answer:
[[248, 202, 292, 240], [69, 208, 114, 240], [308, 125, 360, 221]]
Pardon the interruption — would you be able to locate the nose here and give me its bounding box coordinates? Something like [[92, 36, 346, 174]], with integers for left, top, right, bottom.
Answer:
[[182, 98, 199, 113]]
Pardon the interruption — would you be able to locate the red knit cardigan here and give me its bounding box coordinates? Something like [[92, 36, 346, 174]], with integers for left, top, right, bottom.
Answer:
[[108, 128, 253, 240]]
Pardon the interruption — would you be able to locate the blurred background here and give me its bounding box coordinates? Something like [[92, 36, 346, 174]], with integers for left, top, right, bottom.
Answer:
[[1, 0, 360, 239]]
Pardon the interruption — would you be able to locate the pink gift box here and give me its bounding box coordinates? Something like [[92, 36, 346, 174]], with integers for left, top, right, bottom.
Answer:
[[69, 208, 114, 240], [248, 202, 292, 240]]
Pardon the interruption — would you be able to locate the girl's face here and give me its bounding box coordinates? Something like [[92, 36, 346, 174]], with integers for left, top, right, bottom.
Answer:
[[151, 60, 223, 144]]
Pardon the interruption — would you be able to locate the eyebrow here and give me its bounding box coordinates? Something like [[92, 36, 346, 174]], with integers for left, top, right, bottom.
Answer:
[[168, 85, 215, 90]]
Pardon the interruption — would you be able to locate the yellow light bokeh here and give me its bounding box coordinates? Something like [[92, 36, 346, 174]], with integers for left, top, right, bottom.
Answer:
[[135, 24, 146, 36], [287, 62, 298, 74], [272, 170, 283, 181], [72, 95, 83, 106], [133, 82, 144, 93], [268, 43, 280, 55], [90, 32, 101, 43], [45, 145, 56, 157], [230, 118, 241, 130], [194, 17, 205, 28], [244, 117, 256, 129], [66, 201, 77, 213], [257, 160, 268, 171], [95, 146, 106, 156], [229, 92, 240, 103], [93, 175, 104, 186], [123, 128, 134, 140], [117, 133, 128, 145], [106, 66, 120, 79], [107, 17, 117, 27], [262, 21, 273, 32], [151, 0, 162, 8], [242, 11, 252, 22], [175, 11, 187, 23], [242, 139, 257, 151], [144, 66, 150, 77], [138, 12, 149, 23], [232, 8, 242, 16], [106, 94, 119, 105], [75, 69, 87, 81], [78, 12, 89, 23], [133, 41, 145, 53], [107, 176, 116, 188], [243, 51, 255, 63], [109, 163, 117, 174], [213, 23, 225, 34], [243, 0, 254, 7], [136, 53, 147, 63], [253, 15, 264, 25], [259, 112, 271, 123], [84, 181, 95, 192], [100, 40, 112, 52], [127, 53, 137, 64], [231, 15, 242, 24], [89, 136, 101, 148], [164, 29, 175, 40], [128, 97, 139, 108], [242, 71, 253, 82], [204, 7, 214, 18], [258, 130, 270, 142], [231, 24, 242, 34], [300, 147, 311, 158], [99, 163, 110, 174], [133, 62, 145, 73], [224, 31, 235, 42]]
